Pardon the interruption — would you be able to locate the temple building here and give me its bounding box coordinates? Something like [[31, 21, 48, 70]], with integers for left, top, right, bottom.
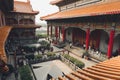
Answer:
[[1, 0, 120, 79], [0, 0, 40, 73], [41, 0, 120, 58], [6, 0, 39, 42]]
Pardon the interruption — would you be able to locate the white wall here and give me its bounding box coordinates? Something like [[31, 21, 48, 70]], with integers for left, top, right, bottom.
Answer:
[[99, 32, 120, 53], [113, 35, 120, 52], [66, 29, 72, 42], [99, 31, 108, 53]]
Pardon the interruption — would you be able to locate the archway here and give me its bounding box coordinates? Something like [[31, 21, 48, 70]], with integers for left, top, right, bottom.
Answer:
[[90, 29, 109, 53], [65, 27, 73, 42], [65, 27, 86, 46], [73, 28, 86, 46]]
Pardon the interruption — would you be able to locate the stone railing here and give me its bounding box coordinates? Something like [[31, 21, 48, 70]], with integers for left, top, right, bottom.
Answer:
[[28, 53, 81, 71], [88, 49, 107, 61], [60, 55, 81, 71]]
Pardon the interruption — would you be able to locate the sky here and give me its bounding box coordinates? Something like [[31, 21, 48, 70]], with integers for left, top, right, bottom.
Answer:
[[15, 0, 59, 24]]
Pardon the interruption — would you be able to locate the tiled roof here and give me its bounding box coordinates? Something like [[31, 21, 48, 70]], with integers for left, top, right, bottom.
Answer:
[[41, 1, 120, 20], [0, 26, 12, 63], [56, 56, 120, 80], [11, 1, 39, 14]]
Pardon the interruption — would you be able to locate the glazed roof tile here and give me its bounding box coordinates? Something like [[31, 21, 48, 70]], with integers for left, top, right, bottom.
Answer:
[[41, 1, 120, 20], [56, 56, 120, 80], [12, 1, 39, 14]]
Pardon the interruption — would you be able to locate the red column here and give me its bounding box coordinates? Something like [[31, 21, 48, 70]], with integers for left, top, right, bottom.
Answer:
[[55, 27, 58, 41], [58, 27, 60, 39], [50, 26, 52, 37], [107, 30, 115, 58], [47, 26, 49, 37], [86, 28, 90, 50], [62, 27, 65, 41]]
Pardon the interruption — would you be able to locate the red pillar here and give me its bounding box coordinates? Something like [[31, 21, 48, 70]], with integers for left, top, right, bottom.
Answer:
[[86, 28, 90, 50], [107, 30, 115, 58], [47, 26, 49, 37], [58, 27, 60, 39], [50, 26, 52, 37], [55, 27, 58, 41]]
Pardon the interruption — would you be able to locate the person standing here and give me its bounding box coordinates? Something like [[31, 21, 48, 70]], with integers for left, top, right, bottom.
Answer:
[[83, 42, 86, 49], [70, 42, 72, 48]]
